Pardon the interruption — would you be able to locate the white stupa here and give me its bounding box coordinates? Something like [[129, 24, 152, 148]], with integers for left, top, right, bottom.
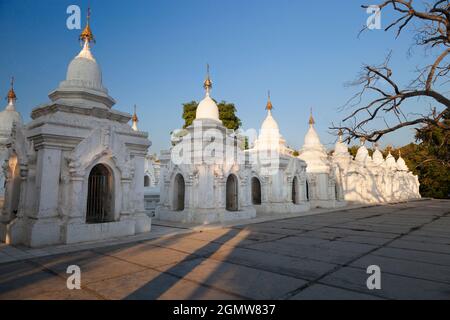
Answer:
[[253, 92, 287, 153], [372, 144, 385, 166], [157, 66, 256, 223], [0, 78, 23, 209], [355, 138, 372, 166], [48, 19, 115, 110], [0, 9, 151, 247], [298, 110, 342, 208], [298, 110, 329, 173], [396, 150, 409, 171], [385, 150, 397, 170], [333, 130, 351, 160], [195, 65, 220, 122]]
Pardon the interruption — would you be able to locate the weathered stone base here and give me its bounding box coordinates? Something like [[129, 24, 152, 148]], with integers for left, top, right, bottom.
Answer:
[[133, 213, 152, 233], [63, 220, 135, 244], [156, 206, 256, 224], [1, 214, 152, 248], [310, 199, 347, 209], [254, 202, 311, 215], [1, 217, 62, 247]]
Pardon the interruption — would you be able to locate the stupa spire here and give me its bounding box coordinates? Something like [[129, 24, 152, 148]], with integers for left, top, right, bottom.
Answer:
[[337, 128, 343, 141], [6, 76, 16, 103], [79, 7, 95, 45], [203, 64, 212, 95], [266, 90, 273, 111], [360, 137, 366, 146], [132, 105, 139, 131], [308, 108, 315, 126], [5, 76, 17, 111]]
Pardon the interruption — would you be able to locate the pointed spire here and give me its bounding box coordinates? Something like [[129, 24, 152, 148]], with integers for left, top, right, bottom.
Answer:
[[398, 149, 402, 158], [308, 108, 315, 126], [79, 7, 95, 45], [132, 105, 139, 131], [266, 90, 273, 111], [386, 144, 392, 154], [203, 64, 212, 94], [337, 128, 343, 141], [360, 137, 366, 145], [6, 76, 16, 105]]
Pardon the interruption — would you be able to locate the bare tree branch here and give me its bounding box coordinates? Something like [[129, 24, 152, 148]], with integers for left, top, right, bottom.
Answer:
[[334, 0, 450, 143]]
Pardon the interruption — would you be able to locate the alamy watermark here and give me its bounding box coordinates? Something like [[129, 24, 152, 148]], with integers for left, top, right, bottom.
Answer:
[[366, 265, 381, 290], [366, 5, 382, 30], [66, 265, 81, 290]]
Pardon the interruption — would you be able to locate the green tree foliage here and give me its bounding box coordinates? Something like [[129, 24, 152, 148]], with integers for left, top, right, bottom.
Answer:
[[399, 110, 450, 199], [181, 101, 198, 129], [182, 100, 242, 130]]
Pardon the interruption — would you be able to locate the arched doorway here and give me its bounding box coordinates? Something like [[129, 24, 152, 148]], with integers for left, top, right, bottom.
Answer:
[[226, 174, 238, 211], [144, 175, 150, 187], [305, 180, 310, 201], [292, 176, 298, 204], [251, 177, 261, 205], [86, 164, 113, 223], [173, 174, 185, 211]]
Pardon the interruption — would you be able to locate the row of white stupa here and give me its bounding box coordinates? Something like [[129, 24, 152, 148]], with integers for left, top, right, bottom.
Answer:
[[250, 91, 421, 206], [154, 67, 420, 224], [0, 11, 420, 246], [0, 49, 421, 226]]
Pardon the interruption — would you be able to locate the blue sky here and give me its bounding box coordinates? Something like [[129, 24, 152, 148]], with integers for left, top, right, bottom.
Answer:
[[0, 0, 437, 153]]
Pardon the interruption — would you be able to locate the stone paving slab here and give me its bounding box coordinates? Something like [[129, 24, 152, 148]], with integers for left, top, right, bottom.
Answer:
[[0, 199, 449, 300], [289, 283, 383, 300], [206, 246, 339, 281], [371, 247, 450, 267], [154, 257, 308, 300], [350, 254, 450, 284], [31, 250, 146, 285], [86, 269, 242, 300], [319, 266, 450, 300]]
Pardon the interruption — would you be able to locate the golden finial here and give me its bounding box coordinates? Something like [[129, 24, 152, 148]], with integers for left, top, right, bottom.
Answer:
[[6, 76, 16, 103], [131, 105, 139, 131], [338, 128, 343, 136], [308, 108, 315, 125], [360, 137, 366, 146], [79, 7, 95, 44], [398, 149, 402, 157], [203, 64, 212, 91], [266, 90, 273, 110], [386, 144, 392, 154], [132, 105, 138, 123]]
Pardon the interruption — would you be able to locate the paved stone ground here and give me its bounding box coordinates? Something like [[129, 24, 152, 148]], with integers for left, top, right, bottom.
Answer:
[[0, 199, 449, 300]]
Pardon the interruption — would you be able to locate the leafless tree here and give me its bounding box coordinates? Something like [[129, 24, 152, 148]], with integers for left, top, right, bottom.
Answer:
[[331, 0, 450, 143]]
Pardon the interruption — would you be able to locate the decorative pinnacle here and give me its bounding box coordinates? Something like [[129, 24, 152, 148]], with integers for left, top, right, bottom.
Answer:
[[360, 137, 366, 145], [308, 108, 315, 125], [266, 90, 273, 110], [6, 76, 16, 103], [79, 7, 95, 44], [132, 105, 138, 123], [203, 64, 212, 92]]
